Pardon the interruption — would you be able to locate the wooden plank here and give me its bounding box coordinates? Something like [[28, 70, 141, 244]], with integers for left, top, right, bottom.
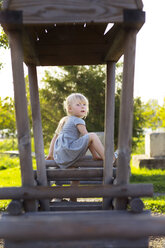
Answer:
[[35, 24, 106, 45], [52, 181, 102, 185], [37, 54, 104, 66], [8, 29, 36, 211], [2, 212, 165, 241], [45, 157, 103, 168], [28, 65, 49, 211], [38, 167, 116, 181], [5, 238, 148, 248], [0, 184, 153, 199], [115, 30, 137, 210], [104, 24, 127, 62], [50, 201, 102, 211], [37, 44, 106, 56], [23, 29, 40, 65], [7, 0, 140, 24]]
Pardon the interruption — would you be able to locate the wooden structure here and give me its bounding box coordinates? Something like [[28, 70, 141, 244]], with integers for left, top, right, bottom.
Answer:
[[0, 0, 160, 247]]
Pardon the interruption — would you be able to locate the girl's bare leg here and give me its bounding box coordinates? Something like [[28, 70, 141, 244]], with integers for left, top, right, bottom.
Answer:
[[88, 133, 104, 160], [89, 143, 102, 160]]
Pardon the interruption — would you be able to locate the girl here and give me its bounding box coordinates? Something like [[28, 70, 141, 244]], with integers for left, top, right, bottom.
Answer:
[[46, 93, 105, 168]]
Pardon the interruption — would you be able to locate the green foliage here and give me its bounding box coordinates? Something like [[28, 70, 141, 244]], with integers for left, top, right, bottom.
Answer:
[[143, 99, 162, 130], [157, 97, 165, 128], [40, 65, 106, 144], [0, 26, 8, 49], [0, 166, 21, 211], [0, 25, 9, 69], [0, 97, 16, 140], [0, 155, 19, 170], [143, 196, 165, 213], [0, 138, 18, 151], [132, 137, 145, 154]]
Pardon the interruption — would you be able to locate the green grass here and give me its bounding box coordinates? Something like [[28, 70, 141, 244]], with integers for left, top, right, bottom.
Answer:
[[130, 165, 165, 213], [130, 166, 165, 193], [143, 196, 165, 213], [0, 155, 20, 170], [0, 138, 165, 213], [0, 166, 21, 211]]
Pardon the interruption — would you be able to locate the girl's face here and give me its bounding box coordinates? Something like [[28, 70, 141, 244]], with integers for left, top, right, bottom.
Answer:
[[68, 100, 88, 118]]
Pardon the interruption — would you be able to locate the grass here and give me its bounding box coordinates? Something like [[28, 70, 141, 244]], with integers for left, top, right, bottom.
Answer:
[[130, 166, 165, 193], [130, 165, 165, 213], [0, 138, 165, 213]]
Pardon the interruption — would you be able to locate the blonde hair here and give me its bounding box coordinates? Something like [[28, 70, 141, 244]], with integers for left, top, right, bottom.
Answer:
[[64, 93, 89, 117], [55, 116, 68, 135], [55, 93, 89, 135]]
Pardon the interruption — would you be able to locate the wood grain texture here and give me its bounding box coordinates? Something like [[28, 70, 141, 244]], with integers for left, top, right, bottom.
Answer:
[[2, 211, 165, 241], [7, 0, 142, 24], [115, 30, 137, 210], [8, 30, 36, 211], [28, 65, 49, 211], [0, 184, 153, 199]]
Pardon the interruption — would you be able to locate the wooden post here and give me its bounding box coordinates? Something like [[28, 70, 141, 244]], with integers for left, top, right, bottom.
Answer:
[[103, 61, 116, 209], [115, 29, 137, 209], [28, 65, 49, 210], [8, 29, 36, 211]]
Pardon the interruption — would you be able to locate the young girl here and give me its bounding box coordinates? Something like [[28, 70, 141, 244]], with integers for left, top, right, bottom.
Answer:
[[46, 93, 105, 168]]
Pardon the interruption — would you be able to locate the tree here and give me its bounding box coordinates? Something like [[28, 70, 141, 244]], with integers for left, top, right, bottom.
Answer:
[[0, 97, 16, 139], [0, 0, 9, 69], [143, 99, 161, 130], [40, 65, 146, 150], [39, 66, 105, 144], [157, 98, 165, 128]]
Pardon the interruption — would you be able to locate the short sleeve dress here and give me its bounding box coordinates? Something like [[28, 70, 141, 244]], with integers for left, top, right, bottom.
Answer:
[[53, 116, 89, 168]]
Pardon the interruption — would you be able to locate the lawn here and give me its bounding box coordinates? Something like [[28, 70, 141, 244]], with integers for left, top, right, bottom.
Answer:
[[0, 138, 165, 213]]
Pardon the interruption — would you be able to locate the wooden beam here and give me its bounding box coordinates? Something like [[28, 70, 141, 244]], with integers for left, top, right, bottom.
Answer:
[[8, 29, 36, 211], [23, 29, 39, 65], [115, 29, 137, 210], [0, 184, 153, 200], [45, 156, 103, 168], [4, 238, 148, 248], [6, 0, 141, 24], [104, 24, 127, 62], [2, 212, 165, 241], [34, 168, 116, 181]]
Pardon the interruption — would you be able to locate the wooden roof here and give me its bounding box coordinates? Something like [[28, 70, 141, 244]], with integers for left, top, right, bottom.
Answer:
[[1, 0, 145, 66]]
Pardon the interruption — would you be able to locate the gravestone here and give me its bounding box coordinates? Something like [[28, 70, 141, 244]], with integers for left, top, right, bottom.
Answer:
[[132, 132, 165, 169]]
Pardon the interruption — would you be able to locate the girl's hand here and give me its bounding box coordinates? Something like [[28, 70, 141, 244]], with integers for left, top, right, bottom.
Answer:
[[45, 155, 54, 160]]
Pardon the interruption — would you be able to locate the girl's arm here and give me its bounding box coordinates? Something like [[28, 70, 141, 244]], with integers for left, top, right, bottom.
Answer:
[[77, 124, 88, 135], [46, 134, 58, 160]]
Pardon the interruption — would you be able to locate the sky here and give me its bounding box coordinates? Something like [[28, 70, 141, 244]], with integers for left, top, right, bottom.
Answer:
[[0, 0, 165, 105]]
